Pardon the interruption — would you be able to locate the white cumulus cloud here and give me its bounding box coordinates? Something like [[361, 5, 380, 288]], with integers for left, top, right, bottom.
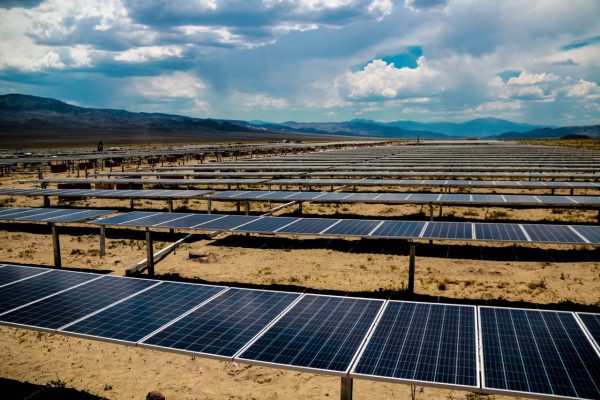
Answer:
[[132, 71, 206, 99]]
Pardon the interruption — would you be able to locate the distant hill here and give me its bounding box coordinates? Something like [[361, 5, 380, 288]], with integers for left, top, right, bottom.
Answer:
[[371, 118, 551, 137], [0, 94, 346, 146], [488, 125, 600, 139], [1, 93, 598, 146]]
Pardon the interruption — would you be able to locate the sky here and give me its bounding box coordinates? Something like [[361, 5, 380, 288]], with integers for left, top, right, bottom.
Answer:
[[0, 0, 599, 125]]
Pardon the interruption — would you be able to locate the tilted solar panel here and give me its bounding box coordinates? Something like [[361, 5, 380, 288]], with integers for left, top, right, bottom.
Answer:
[[371, 221, 426, 238], [570, 226, 600, 244], [0, 264, 49, 287], [119, 212, 192, 227], [521, 224, 588, 244], [141, 288, 300, 359], [479, 307, 600, 399], [474, 223, 529, 242], [352, 302, 478, 389], [237, 295, 384, 375], [422, 222, 473, 240], [276, 218, 339, 235], [325, 219, 383, 236], [62, 281, 225, 343], [90, 211, 159, 225], [0, 270, 99, 315], [232, 216, 299, 233], [577, 313, 600, 351], [1, 275, 156, 330]]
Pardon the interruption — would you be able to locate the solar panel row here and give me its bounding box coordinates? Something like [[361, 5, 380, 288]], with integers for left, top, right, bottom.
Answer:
[[0, 265, 598, 399], [0, 207, 114, 223], [207, 190, 600, 207], [90, 212, 600, 245], [0, 188, 212, 199]]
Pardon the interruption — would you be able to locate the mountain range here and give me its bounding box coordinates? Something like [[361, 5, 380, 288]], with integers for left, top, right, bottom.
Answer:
[[1, 94, 598, 147]]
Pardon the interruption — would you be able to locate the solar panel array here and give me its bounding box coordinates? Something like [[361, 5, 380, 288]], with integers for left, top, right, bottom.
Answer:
[[208, 190, 600, 208], [0, 188, 212, 200], [270, 178, 600, 190], [89, 211, 600, 245], [0, 265, 598, 399], [0, 207, 114, 223]]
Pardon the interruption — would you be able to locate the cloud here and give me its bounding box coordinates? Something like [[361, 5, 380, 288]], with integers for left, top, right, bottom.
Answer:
[[237, 92, 289, 110], [334, 57, 444, 101], [506, 72, 559, 85], [114, 46, 184, 62], [132, 71, 206, 99], [404, 0, 448, 11], [565, 79, 600, 100]]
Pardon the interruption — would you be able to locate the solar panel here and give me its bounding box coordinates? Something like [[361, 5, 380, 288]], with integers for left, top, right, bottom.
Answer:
[[62, 281, 225, 343], [474, 223, 529, 242], [521, 224, 587, 244], [89, 211, 158, 225], [0, 270, 99, 315], [141, 288, 300, 359], [232, 216, 300, 233], [324, 219, 382, 236], [41, 209, 115, 223], [0, 264, 49, 287], [479, 307, 600, 399], [287, 192, 329, 200], [120, 212, 191, 227], [570, 226, 600, 244], [276, 218, 339, 235], [352, 302, 478, 389], [1, 275, 156, 330], [237, 295, 383, 375], [577, 313, 600, 351], [422, 222, 473, 240], [195, 215, 261, 230], [153, 214, 222, 229], [371, 221, 426, 238]]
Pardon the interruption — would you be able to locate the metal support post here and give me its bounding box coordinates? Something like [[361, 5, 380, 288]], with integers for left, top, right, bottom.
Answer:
[[408, 243, 416, 295], [130, 197, 134, 210], [146, 229, 154, 277], [438, 205, 443, 218], [51, 223, 61, 268], [429, 204, 434, 221], [207, 199, 212, 214], [340, 377, 353, 400], [298, 201, 303, 215], [43, 196, 50, 207], [167, 199, 173, 212], [99, 225, 106, 257], [245, 201, 250, 215], [236, 200, 241, 213]]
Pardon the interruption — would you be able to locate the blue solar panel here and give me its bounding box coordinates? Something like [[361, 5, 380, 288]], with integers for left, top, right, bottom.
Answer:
[[62, 281, 225, 343], [196, 215, 261, 230], [324, 219, 382, 236], [471, 194, 503, 203], [352, 302, 478, 389], [376, 193, 411, 201], [0, 265, 49, 287], [577, 313, 600, 351], [1, 275, 156, 330], [0, 208, 37, 218], [503, 195, 539, 204], [444, 194, 471, 202], [276, 218, 339, 235], [141, 288, 300, 359], [422, 222, 472, 240], [521, 224, 587, 244], [13, 209, 74, 221], [154, 214, 222, 229], [0, 270, 99, 315], [238, 295, 383, 374], [90, 211, 159, 225], [120, 212, 192, 227], [371, 221, 425, 238], [571, 226, 600, 244], [287, 192, 327, 200], [474, 223, 528, 242], [42, 209, 114, 223], [409, 194, 440, 202], [480, 307, 600, 399], [232, 217, 299, 233]]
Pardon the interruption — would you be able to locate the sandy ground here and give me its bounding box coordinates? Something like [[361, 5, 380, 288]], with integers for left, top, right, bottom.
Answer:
[[1, 157, 599, 399]]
